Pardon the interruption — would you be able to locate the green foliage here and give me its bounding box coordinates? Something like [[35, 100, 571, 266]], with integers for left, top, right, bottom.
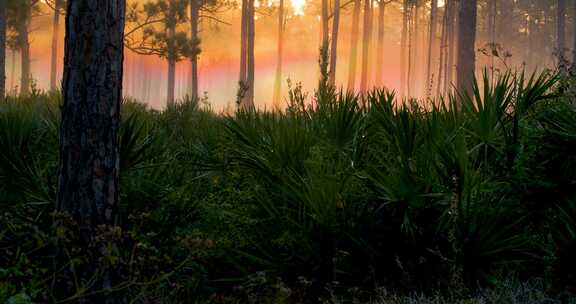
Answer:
[[1, 72, 576, 302]]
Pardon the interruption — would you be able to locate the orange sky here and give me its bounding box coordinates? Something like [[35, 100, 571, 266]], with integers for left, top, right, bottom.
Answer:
[[5, 0, 553, 111]]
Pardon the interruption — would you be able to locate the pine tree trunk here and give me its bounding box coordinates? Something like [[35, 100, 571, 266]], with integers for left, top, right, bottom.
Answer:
[[50, 0, 61, 91], [246, 0, 255, 108], [400, 0, 409, 97], [0, 0, 5, 98], [167, 22, 176, 106], [17, 7, 31, 96], [57, 0, 125, 302], [347, 0, 360, 91], [445, 0, 455, 95], [272, 0, 284, 109], [321, 0, 329, 52], [328, 0, 340, 86], [190, 0, 199, 99], [359, 0, 372, 93], [437, 0, 447, 96], [557, 0, 566, 67], [425, 0, 437, 98], [456, 0, 476, 97], [573, 0, 576, 68], [239, 0, 247, 83], [375, 1, 385, 87]]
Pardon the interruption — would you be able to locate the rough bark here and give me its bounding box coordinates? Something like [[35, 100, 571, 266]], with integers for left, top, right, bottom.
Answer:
[[375, 1, 386, 86], [272, 0, 284, 109], [359, 0, 372, 93], [57, 0, 125, 302], [190, 0, 199, 98], [347, 0, 360, 91], [0, 0, 5, 98], [456, 0, 477, 97], [50, 0, 61, 91], [425, 0, 437, 98], [328, 0, 340, 86]]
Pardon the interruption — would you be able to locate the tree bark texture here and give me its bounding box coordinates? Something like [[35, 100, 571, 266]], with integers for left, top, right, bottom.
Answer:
[[58, 0, 125, 301]]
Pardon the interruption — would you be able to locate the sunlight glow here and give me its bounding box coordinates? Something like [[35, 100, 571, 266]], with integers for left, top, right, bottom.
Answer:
[[291, 0, 306, 16]]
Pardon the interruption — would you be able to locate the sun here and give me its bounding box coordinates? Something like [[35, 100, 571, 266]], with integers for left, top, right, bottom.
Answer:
[[291, 0, 305, 16]]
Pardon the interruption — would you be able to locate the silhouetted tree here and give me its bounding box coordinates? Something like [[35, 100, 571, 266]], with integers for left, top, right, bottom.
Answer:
[[328, 0, 340, 86], [125, 0, 198, 106], [347, 0, 360, 91], [359, 0, 373, 93], [273, 0, 284, 108], [0, 0, 5, 98], [456, 0, 477, 96], [7, 0, 39, 96], [57, 0, 125, 302], [425, 0, 437, 98]]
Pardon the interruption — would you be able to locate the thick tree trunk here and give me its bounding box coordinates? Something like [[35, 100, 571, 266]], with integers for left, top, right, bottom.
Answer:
[[0, 0, 5, 98], [272, 0, 284, 109], [557, 0, 566, 67], [400, 0, 409, 97], [50, 0, 61, 91], [425, 0, 437, 98], [58, 0, 125, 302], [328, 0, 340, 86], [190, 0, 199, 99], [359, 0, 372, 93], [456, 0, 476, 97], [347, 0, 360, 91], [17, 7, 31, 96], [375, 1, 385, 87]]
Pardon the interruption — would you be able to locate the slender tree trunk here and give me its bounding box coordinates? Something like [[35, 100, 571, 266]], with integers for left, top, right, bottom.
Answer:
[[190, 0, 199, 98], [375, 1, 385, 86], [557, 0, 566, 67], [239, 0, 248, 86], [17, 7, 31, 96], [445, 0, 455, 95], [167, 22, 176, 106], [321, 0, 329, 52], [0, 0, 5, 98], [573, 0, 576, 69], [50, 0, 61, 91], [436, 0, 447, 96], [456, 0, 476, 96], [246, 0, 255, 108], [359, 0, 372, 93], [347, 0, 361, 91], [57, 0, 125, 302], [400, 0, 409, 97], [425, 0, 437, 98], [408, 1, 418, 97], [273, 0, 284, 109], [328, 0, 340, 85]]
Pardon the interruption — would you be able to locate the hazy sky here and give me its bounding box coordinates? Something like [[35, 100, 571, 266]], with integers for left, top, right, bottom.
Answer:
[[5, 0, 557, 111]]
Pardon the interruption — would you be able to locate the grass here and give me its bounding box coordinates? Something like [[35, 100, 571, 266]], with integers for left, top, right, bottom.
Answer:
[[1, 71, 576, 303]]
